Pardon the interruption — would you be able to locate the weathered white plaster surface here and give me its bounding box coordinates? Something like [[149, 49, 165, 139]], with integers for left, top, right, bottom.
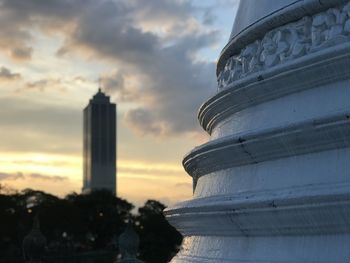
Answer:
[[211, 78, 350, 139], [166, 0, 350, 262], [230, 0, 348, 41], [175, 235, 350, 262], [230, 0, 304, 39]]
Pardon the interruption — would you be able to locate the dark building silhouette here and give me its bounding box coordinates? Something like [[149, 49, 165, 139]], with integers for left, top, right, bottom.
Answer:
[[83, 88, 116, 194]]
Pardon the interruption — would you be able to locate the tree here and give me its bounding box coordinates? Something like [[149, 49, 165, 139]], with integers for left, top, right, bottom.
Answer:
[[0, 190, 183, 263], [65, 190, 134, 249], [136, 200, 183, 263]]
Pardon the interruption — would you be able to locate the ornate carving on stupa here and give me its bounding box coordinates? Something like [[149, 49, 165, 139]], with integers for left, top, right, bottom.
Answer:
[[217, 2, 350, 90]]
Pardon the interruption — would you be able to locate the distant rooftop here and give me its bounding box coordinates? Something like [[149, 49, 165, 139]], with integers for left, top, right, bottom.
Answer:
[[90, 88, 110, 104]]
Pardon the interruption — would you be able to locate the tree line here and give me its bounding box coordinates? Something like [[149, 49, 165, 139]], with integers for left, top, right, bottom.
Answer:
[[0, 186, 182, 263]]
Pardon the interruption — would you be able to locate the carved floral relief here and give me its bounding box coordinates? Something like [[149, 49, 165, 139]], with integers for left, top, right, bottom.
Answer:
[[218, 2, 350, 90]]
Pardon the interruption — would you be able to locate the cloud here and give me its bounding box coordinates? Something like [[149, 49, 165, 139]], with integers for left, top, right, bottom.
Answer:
[[28, 173, 68, 182], [174, 182, 192, 188], [125, 108, 163, 136], [0, 4, 33, 61], [0, 97, 81, 154], [0, 67, 21, 81], [0, 172, 24, 180], [18, 77, 84, 92], [0, 172, 68, 182], [25, 78, 62, 91], [101, 71, 137, 102], [0, 0, 90, 61], [202, 8, 216, 25], [11, 46, 33, 60], [0, 0, 230, 137], [119, 165, 182, 177], [0, 171, 76, 197]]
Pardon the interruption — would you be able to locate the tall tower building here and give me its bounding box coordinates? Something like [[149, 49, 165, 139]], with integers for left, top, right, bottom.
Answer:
[[83, 88, 116, 194]]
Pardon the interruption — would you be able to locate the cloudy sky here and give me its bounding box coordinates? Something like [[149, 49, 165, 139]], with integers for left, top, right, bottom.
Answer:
[[0, 0, 239, 207]]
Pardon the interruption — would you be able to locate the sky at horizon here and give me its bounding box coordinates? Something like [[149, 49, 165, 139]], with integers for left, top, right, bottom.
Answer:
[[0, 0, 239, 207]]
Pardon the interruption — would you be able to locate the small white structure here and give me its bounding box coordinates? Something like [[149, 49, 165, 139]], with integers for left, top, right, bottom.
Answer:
[[119, 223, 144, 263], [166, 0, 350, 262]]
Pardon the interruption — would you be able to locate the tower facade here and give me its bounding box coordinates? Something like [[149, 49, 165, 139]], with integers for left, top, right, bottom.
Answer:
[[166, 0, 350, 262], [83, 89, 116, 194]]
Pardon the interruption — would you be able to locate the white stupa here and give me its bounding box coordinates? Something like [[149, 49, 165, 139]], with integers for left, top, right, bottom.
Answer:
[[166, 0, 350, 262]]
